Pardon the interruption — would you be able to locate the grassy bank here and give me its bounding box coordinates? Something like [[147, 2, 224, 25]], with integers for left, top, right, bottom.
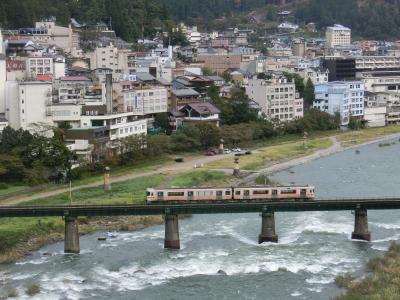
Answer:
[[337, 126, 400, 147], [336, 243, 400, 299], [0, 170, 231, 263], [206, 138, 333, 170]]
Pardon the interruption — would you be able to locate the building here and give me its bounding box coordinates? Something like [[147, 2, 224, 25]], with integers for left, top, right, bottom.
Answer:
[[363, 93, 386, 127], [313, 81, 365, 126], [357, 71, 400, 94], [195, 54, 242, 74], [298, 67, 329, 85], [326, 24, 351, 48], [178, 102, 221, 127], [246, 77, 304, 122], [121, 82, 168, 116], [322, 57, 356, 81], [5, 81, 54, 132]]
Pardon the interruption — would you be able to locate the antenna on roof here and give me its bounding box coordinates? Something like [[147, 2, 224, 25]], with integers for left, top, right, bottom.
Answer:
[[109, 16, 112, 31]]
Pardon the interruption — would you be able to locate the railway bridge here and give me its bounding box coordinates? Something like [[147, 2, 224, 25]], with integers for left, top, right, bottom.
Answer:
[[1, 198, 400, 253]]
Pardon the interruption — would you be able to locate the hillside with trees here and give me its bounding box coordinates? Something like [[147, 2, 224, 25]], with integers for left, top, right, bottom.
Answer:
[[0, 0, 172, 42], [1, 0, 400, 41], [295, 0, 400, 40]]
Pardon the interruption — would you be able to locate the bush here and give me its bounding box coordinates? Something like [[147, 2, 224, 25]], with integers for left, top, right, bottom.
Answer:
[[335, 273, 355, 288], [0, 182, 8, 189], [6, 288, 18, 298], [255, 174, 273, 185], [26, 284, 40, 296]]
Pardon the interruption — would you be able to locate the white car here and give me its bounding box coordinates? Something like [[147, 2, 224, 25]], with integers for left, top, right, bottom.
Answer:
[[223, 149, 231, 154], [232, 147, 242, 152]]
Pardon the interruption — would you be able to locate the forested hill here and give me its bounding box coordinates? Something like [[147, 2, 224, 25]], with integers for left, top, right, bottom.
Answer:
[[1, 0, 400, 41], [0, 0, 172, 42], [158, 0, 276, 22], [295, 0, 400, 40]]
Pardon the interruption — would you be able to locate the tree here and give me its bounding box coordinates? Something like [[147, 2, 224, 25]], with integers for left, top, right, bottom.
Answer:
[[193, 123, 220, 148], [257, 73, 271, 80], [303, 78, 315, 109], [222, 70, 232, 83], [283, 72, 305, 97], [202, 67, 213, 76], [154, 113, 171, 132]]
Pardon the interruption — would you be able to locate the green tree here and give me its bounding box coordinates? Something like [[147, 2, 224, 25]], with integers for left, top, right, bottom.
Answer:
[[154, 113, 171, 132], [283, 72, 305, 97], [303, 78, 315, 109]]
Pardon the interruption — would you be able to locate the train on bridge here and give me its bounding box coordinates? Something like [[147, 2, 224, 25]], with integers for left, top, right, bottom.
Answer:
[[146, 185, 315, 204]]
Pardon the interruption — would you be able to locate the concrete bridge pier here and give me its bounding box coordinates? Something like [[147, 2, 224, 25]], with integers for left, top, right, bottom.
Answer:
[[351, 209, 371, 241], [164, 214, 180, 249], [258, 212, 278, 243], [64, 216, 80, 253]]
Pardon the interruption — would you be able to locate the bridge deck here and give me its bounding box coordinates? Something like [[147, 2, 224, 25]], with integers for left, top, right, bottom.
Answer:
[[1, 198, 400, 217]]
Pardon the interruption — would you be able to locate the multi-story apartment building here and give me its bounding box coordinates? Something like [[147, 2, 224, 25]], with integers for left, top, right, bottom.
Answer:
[[246, 77, 304, 122], [355, 56, 400, 72], [313, 81, 365, 126], [5, 81, 54, 132], [17, 18, 79, 52], [357, 71, 400, 93], [325, 24, 351, 48], [121, 82, 168, 116]]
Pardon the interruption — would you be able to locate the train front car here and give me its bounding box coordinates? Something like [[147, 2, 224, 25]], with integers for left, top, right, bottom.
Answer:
[[232, 186, 315, 202]]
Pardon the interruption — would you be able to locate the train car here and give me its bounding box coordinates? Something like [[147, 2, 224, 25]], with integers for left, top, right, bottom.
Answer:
[[146, 185, 315, 204], [233, 186, 315, 201], [146, 187, 233, 204]]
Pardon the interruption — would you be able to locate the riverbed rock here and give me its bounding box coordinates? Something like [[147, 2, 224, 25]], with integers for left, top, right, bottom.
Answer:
[[217, 270, 227, 275]]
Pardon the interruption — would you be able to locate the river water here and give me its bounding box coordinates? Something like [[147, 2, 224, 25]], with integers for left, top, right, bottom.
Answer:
[[2, 138, 400, 299]]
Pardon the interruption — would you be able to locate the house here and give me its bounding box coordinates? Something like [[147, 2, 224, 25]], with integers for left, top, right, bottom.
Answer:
[[170, 88, 201, 109], [178, 102, 221, 127]]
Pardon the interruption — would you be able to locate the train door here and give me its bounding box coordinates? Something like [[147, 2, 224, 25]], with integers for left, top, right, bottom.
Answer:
[[300, 189, 307, 198], [157, 191, 164, 201], [216, 190, 223, 200], [272, 189, 278, 200], [244, 190, 250, 199], [188, 191, 194, 200]]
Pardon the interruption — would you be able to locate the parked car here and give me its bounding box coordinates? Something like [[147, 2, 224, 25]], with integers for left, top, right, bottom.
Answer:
[[223, 149, 231, 154], [206, 148, 216, 156], [232, 147, 242, 152]]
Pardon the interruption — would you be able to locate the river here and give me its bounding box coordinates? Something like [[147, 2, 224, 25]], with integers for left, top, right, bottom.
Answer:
[[1, 138, 400, 299]]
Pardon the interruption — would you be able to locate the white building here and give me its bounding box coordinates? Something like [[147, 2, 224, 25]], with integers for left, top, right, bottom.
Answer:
[[299, 67, 329, 85], [246, 77, 304, 122], [5, 81, 54, 132], [326, 24, 351, 48], [122, 85, 168, 116], [313, 81, 365, 126]]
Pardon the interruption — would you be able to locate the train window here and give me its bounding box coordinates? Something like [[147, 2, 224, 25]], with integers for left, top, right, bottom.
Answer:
[[272, 190, 278, 195], [244, 190, 250, 196], [281, 190, 297, 194], [216, 191, 223, 196], [157, 192, 164, 196], [225, 190, 231, 195], [188, 191, 194, 196], [300, 189, 306, 195], [235, 190, 241, 195], [146, 191, 150, 196], [253, 190, 269, 195], [168, 192, 185, 196]]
